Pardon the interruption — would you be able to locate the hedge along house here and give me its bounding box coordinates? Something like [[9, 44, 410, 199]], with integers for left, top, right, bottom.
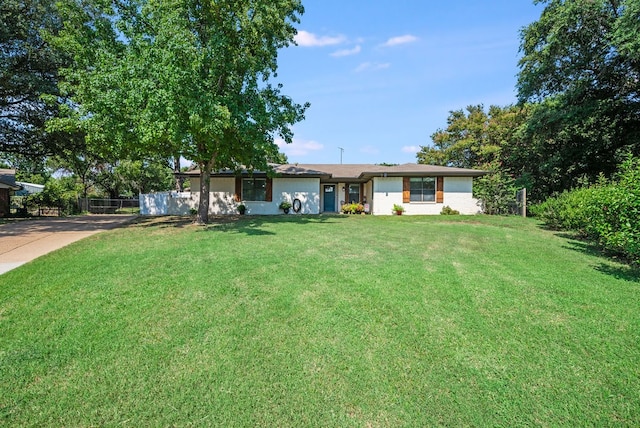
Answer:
[[174, 163, 486, 216]]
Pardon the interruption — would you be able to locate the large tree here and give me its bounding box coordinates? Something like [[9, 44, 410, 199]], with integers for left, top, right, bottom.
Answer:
[[517, 0, 640, 193], [417, 104, 529, 169], [0, 0, 82, 158], [54, 0, 308, 223]]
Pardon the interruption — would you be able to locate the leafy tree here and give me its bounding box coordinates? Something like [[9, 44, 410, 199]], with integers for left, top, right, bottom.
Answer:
[[517, 0, 640, 193], [0, 0, 82, 158], [54, 0, 308, 223], [472, 163, 518, 215], [418, 105, 529, 169]]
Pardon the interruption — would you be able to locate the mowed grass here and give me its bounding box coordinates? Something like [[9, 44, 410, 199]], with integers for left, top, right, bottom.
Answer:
[[1, 215, 639, 426]]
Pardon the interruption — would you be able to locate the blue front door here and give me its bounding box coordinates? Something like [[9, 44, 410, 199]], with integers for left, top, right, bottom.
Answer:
[[323, 185, 336, 212]]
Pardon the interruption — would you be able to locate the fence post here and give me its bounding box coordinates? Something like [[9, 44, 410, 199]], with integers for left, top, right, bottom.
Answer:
[[521, 188, 527, 218]]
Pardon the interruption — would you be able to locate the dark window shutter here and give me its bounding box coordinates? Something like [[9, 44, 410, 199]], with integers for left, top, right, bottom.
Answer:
[[266, 178, 273, 202], [403, 177, 410, 203], [360, 183, 364, 203], [436, 177, 444, 203], [344, 185, 349, 205], [235, 177, 241, 202]]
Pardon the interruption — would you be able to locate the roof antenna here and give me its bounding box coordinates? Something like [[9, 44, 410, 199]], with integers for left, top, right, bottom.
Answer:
[[338, 147, 344, 164]]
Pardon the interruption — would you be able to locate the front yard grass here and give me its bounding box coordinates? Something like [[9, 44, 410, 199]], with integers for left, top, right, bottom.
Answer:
[[1, 215, 638, 426]]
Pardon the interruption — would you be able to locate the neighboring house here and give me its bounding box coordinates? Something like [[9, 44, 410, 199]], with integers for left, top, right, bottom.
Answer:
[[141, 163, 485, 216], [15, 181, 44, 196], [0, 169, 22, 217]]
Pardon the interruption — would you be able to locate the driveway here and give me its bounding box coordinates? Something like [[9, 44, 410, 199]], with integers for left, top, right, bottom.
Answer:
[[0, 215, 136, 275]]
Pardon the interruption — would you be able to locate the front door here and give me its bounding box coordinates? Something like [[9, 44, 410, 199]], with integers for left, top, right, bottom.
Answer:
[[323, 185, 336, 212]]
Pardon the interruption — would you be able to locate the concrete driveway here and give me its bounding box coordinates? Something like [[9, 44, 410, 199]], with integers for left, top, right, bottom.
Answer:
[[0, 215, 136, 275]]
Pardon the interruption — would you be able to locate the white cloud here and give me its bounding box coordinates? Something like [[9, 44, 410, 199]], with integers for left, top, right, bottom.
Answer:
[[381, 34, 419, 47], [402, 146, 421, 154], [276, 137, 324, 157], [354, 62, 391, 73], [295, 30, 346, 47], [331, 45, 361, 57]]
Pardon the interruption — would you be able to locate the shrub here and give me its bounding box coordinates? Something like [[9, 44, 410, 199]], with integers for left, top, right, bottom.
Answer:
[[533, 156, 640, 263], [473, 164, 518, 215], [440, 206, 460, 215], [341, 203, 364, 214]]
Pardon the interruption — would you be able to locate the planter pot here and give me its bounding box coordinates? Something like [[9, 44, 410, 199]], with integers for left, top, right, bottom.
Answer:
[[396, 211, 403, 215], [283, 208, 290, 214]]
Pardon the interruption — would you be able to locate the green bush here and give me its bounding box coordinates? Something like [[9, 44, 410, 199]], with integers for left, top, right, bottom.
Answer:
[[533, 157, 640, 263], [473, 164, 518, 215], [342, 203, 365, 214], [440, 206, 460, 215], [30, 177, 82, 215]]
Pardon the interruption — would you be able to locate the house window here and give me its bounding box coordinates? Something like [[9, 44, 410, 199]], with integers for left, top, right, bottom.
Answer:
[[410, 177, 435, 202], [348, 183, 360, 203], [242, 178, 267, 201]]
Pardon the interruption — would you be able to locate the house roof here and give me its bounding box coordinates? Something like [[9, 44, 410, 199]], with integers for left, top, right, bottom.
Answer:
[[0, 169, 21, 191], [183, 163, 486, 180]]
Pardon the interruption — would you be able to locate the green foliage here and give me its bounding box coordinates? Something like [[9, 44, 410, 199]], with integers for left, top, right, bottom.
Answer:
[[0, 0, 82, 158], [392, 203, 404, 213], [534, 157, 640, 263], [29, 176, 82, 215], [440, 206, 460, 215], [278, 200, 292, 210], [473, 164, 518, 215], [53, 0, 308, 223], [342, 203, 365, 214], [516, 0, 640, 198], [417, 104, 528, 169]]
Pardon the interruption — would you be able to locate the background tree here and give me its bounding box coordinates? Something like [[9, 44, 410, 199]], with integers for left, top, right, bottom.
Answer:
[[0, 0, 82, 159], [54, 0, 308, 223], [517, 0, 640, 195], [418, 104, 528, 169]]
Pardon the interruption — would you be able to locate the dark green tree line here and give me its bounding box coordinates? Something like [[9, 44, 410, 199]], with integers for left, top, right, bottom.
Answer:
[[419, 0, 640, 204]]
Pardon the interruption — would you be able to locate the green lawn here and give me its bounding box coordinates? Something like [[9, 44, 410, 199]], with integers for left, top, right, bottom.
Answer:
[[1, 215, 638, 426]]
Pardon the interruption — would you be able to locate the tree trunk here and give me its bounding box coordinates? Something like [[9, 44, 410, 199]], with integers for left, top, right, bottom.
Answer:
[[196, 158, 214, 224], [174, 156, 183, 192]]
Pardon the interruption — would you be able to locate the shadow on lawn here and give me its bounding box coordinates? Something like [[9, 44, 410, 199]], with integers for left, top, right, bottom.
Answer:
[[128, 213, 346, 235], [558, 232, 640, 282], [202, 214, 343, 236]]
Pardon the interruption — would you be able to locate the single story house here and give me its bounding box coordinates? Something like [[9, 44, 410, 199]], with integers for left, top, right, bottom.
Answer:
[[0, 169, 22, 217], [141, 163, 485, 216]]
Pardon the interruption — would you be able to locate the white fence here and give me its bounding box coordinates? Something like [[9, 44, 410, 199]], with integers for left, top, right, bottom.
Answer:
[[139, 192, 195, 215]]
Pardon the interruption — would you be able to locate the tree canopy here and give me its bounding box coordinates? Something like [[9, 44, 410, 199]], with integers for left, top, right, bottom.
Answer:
[[0, 0, 82, 158], [419, 0, 640, 204], [517, 0, 640, 189], [53, 0, 308, 223]]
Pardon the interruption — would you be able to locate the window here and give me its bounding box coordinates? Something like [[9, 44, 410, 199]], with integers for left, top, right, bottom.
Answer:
[[348, 183, 360, 203], [242, 178, 267, 201], [410, 177, 435, 202]]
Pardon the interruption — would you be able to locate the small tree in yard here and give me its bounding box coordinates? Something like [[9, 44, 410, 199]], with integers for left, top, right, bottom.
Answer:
[[474, 163, 518, 215], [53, 0, 308, 224]]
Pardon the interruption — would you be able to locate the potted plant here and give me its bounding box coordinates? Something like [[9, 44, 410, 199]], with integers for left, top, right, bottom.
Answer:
[[237, 204, 246, 215], [279, 200, 292, 214], [393, 204, 405, 215]]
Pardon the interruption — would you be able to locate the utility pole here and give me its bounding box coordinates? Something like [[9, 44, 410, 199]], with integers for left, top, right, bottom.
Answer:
[[338, 147, 344, 164]]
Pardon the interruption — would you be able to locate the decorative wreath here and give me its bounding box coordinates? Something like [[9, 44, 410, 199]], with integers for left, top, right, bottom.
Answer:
[[292, 198, 302, 213]]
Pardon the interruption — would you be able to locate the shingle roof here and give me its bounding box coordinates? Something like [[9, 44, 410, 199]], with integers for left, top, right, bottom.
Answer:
[[296, 163, 486, 179], [182, 163, 486, 179]]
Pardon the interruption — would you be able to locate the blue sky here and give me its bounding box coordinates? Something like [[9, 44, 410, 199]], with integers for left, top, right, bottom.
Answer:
[[274, 0, 544, 165]]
